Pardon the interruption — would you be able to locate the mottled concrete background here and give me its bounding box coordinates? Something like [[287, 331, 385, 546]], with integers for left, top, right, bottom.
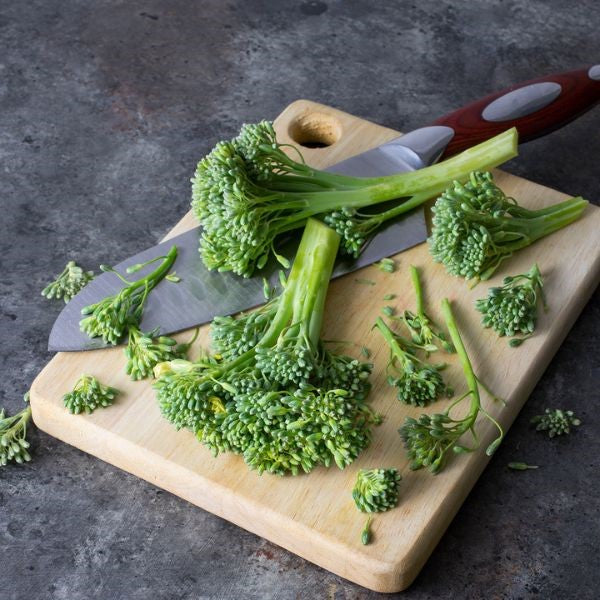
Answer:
[[1, 1, 598, 598]]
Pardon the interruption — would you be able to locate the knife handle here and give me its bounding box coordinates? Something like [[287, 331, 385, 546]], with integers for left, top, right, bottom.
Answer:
[[432, 66, 600, 159]]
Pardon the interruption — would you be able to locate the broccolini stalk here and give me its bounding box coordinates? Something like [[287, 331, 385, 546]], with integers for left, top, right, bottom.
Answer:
[[154, 219, 377, 473], [63, 375, 120, 414], [352, 468, 401, 512], [0, 397, 32, 467], [429, 171, 588, 282], [125, 326, 199, 380], [531, 409, 581, 437], [401, 265, 454, 354], [375, 317, 447, 407], [400, 299, 504, 474], [42, 260, 94, 302], [80, 246, 177, 345], [192, 123, 518, 276], [475, 263, 546, 345]]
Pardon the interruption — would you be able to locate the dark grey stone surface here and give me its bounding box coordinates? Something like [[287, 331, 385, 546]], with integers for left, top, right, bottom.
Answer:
[[1, 1, 598, 598]]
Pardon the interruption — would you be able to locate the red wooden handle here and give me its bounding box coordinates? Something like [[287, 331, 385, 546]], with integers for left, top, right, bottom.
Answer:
[[433, 67, 600, 159]]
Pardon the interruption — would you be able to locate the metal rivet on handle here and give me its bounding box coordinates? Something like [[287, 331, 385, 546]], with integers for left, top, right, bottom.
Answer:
[[589, 65, 600, 81], [482, 82, 562, 122]]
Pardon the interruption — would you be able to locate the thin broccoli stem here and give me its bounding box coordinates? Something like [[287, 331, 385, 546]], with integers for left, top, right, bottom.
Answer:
[[410, 266, 425, 318], [82, 245, 178, 313], [374, 317, 412, 368], [440, 299, 481, 432]]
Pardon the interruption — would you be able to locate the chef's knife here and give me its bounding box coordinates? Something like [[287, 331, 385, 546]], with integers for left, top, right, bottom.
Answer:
[[49, 65, 600, 351]]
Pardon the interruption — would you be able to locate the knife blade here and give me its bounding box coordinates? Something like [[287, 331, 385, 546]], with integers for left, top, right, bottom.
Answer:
[[49, 125, 453, 352], [49, 65, 600, 351]]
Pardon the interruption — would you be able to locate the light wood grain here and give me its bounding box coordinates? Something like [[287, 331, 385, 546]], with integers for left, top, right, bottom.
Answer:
[[30, 100, 600, 592]]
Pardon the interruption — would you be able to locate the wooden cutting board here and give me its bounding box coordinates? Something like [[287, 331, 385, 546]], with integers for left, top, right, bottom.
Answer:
[[30, 100, 600, 592]]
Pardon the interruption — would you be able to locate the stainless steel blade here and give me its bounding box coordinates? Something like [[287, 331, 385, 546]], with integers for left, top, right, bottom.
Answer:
[[48, 125, 454, 351]]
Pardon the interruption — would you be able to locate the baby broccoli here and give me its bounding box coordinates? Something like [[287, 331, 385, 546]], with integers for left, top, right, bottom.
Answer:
[[428, 171, 588, 282], [401, 265, 454, 354], [63, 375, 120, 414], [475, 263, 546, 345], [531, 409, 581, 438], [352, 468, 401, 513], [42, 260, 94, 302], [125, 326, 198, 380], [375, 317, 447, 407], [400, 299, 504, 474], [192, 122, 518, 276], [154, 219, 378, 474], [80, 246, 177, 345], [1, 394, 32, 466]]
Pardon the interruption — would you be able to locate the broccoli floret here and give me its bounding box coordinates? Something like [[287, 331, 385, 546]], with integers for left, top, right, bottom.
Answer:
[[63, 375, 120, 414], [42, 260, 94, 302], [124, 325, 198, 380], [0, 394, 32, 467], [428, 171, 588, 282], [192, 123, 518, 276], [375, 317, 447, 407], [352, 468, 401, 513], [154, 219, 378, 475], [475, 263, 546, 345], [400, 299, 504, 474], [80, 246, 177, 345], [531, 409, 581, 438]]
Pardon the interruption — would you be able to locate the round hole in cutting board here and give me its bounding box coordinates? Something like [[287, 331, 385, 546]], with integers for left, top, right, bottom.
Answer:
[[288, 112, 342, 148]]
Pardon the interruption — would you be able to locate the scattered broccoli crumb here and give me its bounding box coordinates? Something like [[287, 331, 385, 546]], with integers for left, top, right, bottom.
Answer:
[[382, 306, 395, 317], [531, 409, 581, 438], [377, 258, 396, 273], [352, 468, 401, 513], [476, 263, 546, 345], [383, 293, 396, 301], [42, 260, 94, 302], [166, 272, 181, 283], [361, 515, 373, 545], [508, 462, 539, 471], [0, 393, 32, 466], [360, 346, 371, 359], [63, 375, 120, 414], [355, 278, 376, 286]]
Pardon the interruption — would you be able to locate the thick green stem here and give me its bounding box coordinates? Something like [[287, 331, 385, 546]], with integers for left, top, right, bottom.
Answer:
[[274, 128, 518, 220], [258, 219, 340, 348]]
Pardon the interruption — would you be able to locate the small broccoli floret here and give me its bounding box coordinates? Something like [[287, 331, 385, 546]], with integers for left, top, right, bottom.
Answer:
[[531, 409, 581, 438], [192, 124, 518, 276], [400, 299, 504, 474], [375, 317, 446, 407], [0, 394, 32, 467], [124, 325, 198, 380], [63, 375, 120, 414], [429, 171, 588, 282], [80, 246, 177, 344], [475, 263, 546, 345], [42, 260, 94, 302], [352, 468, 401, 513], [401, 265, 454, 354]]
